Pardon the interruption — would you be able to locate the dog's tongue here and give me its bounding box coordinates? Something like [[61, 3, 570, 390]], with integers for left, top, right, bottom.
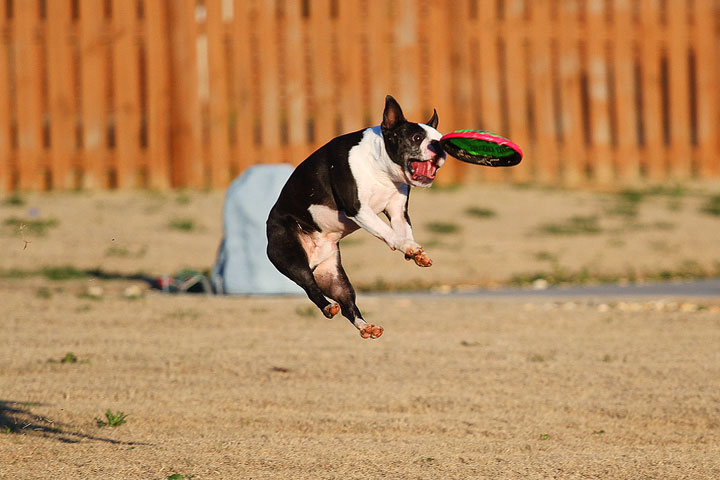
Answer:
[[411, 160, 437, 179]]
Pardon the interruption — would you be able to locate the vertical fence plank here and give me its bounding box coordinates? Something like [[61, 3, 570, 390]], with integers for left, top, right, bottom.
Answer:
[[394, 0, 420, 121], [168, 0, 202, 188], [206, 0, 230, 186], [79, 0, 109, 189], [0, 0, 11, 192], [336, 0, 364, 133], [112, 0, 141, 188], [46, 0, 75, 189], [14, 0, 44, 190], [284, 0, 309, 164], [257, 0, 282, 162], [666, 0, 691, 178], [585, 0, 613, 183], [475, 0, 504, 183], [308, 0, 335, 146], [528, 0, 559, 183], [639, 0, 665, 180], [425, 0, 459, 183], [367, 1, 392, 125], [612, 0, 640, 183], [231, 0, 258, 174], [504, 0, 532, 183], [145, 0, 171, 189], [694, 0, 720, 176], [556, 0, 584, 185]]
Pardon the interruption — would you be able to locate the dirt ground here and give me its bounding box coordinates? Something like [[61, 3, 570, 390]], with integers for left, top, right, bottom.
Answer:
[[1, 183, 720, 478]]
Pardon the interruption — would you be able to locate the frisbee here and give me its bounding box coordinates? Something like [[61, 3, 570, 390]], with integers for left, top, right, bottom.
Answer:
[[439, 130, 522, 167]]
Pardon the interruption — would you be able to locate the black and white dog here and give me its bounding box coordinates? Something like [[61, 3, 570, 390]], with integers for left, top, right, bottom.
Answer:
[[266, 96, 445, 339]]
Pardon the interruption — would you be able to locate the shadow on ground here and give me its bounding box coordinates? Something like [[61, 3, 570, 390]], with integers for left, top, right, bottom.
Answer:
[[0, 400, 148, 445]]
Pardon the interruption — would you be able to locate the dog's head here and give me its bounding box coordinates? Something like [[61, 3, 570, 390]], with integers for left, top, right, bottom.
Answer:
[[380, 95, 445, 187]]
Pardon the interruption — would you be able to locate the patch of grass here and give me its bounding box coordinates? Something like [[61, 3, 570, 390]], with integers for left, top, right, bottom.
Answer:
[[426, 221, 460, 234], [175, 192, 192, 205], [61, 352, 78, 364], [3, 217, 59, 236], [167, 474, 194, 480], [539, 215, 601, 235], [49, 352, 84, 364], [35, 287, 52, 299], [460, 340, 481, 347], [528, 354, 548, 363], [0, 268, 34, 279], [464, 206, 496, 218], [539, 433, 550, 440], [295, 305, 316, 317], [169, 218, 197, 232], [700, 194, 720, 216], [105, 246, 131, 257], [3, 194, 25, 206], [534, 251, 558, 262], [41, 266, 89, 281], [95, 410, 128, 428]]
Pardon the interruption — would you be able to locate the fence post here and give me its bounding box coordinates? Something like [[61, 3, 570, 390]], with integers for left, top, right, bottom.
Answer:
[[46, 0, 75, 190], [167, 0, 203, 188], [0, 0, 11, 192], [145, 0, 172, 190], [15, 0, 44, 190]]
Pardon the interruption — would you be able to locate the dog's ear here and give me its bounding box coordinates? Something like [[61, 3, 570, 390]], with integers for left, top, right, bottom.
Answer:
[[382, 95, 406, 131], [426, 109, 439, 129]]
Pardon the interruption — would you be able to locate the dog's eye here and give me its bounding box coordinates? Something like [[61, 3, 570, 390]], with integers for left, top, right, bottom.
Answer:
[[411, 133, 423, 143]]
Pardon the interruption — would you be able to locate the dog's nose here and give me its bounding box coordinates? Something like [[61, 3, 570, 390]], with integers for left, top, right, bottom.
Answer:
[[428, 140, 444, 157]]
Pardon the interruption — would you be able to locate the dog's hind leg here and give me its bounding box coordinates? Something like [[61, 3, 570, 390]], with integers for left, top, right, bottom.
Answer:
[[313, 250, 383, 339], [266, 225, 339, 318]]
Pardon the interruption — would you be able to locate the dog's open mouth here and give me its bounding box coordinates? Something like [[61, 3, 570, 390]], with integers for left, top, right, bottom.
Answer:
[[408, 160, 438, 184]]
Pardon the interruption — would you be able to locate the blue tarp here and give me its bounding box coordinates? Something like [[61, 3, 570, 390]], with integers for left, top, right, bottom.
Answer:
[[211, 164, 303, 295]]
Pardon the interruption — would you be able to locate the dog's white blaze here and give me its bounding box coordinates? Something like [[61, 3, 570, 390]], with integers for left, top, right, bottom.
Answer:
[[419, 123, 446, 168]]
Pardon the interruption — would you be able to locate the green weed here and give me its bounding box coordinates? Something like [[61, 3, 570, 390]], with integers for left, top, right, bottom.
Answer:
[[3, 194, 25, 206], [95, 410, 128, 428], [464, 206, 496, 218], [426, 221, 460, 234], [3, 217, 59, 236], [42, 266, 89, 281], [169, 218, 197, 231], [700, 194, 720, 216], [539, 216, 601, 235], [36, 287, 52, 299], [61, 352, 78, 364], [295, 305, 316, 317]]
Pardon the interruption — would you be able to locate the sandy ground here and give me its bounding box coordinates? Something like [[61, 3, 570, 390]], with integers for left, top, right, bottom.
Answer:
[[1, 284, 720, 479], [2, 183, 720, 478]]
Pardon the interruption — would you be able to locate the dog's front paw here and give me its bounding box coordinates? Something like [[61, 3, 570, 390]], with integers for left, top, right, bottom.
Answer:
[[404, 246, 433, 267]]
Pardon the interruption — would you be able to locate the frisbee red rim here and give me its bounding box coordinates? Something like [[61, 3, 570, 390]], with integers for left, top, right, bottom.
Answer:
[[439, 130, 523, 158]]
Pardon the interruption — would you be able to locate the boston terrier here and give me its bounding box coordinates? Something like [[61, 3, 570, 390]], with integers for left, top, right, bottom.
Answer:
[[266, 96, 445, 339]]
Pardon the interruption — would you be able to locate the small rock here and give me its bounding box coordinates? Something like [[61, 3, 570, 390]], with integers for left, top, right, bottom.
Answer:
[[123, 285, 144, 299]]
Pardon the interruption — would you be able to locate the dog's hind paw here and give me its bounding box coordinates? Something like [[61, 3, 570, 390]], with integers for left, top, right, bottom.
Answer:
[[359, 324, 384, 339], [323, 303, 340, 318], [405, 247, 433, 267]]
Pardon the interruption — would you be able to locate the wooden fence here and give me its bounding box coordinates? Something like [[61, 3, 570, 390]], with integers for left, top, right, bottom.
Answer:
[[1, 0, 719, 191]]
